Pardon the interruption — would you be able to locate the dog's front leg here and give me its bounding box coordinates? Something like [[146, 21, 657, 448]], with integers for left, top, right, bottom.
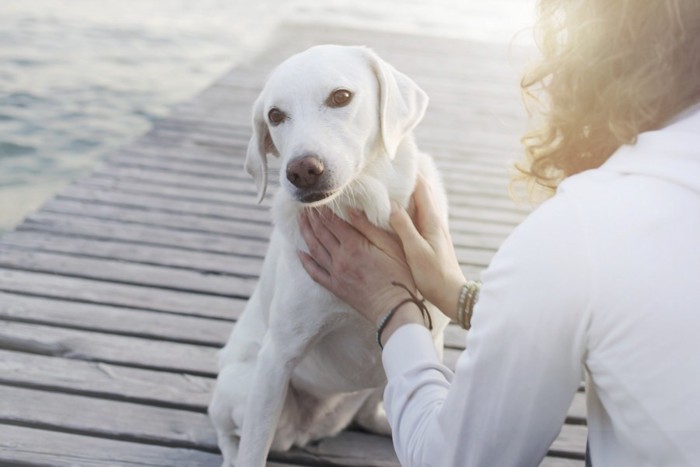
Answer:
[[235, 331, 313, 467]]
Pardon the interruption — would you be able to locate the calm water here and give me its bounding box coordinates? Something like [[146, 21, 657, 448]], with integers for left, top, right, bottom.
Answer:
[[0, 0, 533, 231]]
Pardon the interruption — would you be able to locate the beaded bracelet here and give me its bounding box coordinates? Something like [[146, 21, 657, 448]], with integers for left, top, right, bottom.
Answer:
[[457, 280, 481, 330], [376, 282, 432, 349]]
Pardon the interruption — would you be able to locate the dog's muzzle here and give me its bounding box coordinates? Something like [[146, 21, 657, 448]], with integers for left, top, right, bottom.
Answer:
[[287, 154, 337, 204]]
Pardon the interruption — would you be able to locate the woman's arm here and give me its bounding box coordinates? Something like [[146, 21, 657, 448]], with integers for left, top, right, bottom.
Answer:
[[299, 184, 590, 466], [385, 192, 591, 466]]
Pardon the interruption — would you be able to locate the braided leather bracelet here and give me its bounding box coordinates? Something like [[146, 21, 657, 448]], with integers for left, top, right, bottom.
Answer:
[[376, 282, 432, 349]]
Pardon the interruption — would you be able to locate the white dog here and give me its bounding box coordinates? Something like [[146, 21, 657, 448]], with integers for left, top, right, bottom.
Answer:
[[208, 44, 450, 467]]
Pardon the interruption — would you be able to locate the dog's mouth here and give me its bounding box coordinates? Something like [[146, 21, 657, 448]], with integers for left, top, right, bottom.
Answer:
[[298, 190, 337, 205]]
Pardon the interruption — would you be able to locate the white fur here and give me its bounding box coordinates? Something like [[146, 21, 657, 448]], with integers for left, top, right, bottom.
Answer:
[[208, 45, 451, 467]]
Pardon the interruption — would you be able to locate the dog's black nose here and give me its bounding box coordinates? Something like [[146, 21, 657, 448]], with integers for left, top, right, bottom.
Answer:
[[286, 155, 324, 189]]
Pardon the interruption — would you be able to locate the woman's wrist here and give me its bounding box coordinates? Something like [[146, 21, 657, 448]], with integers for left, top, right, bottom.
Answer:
[[377, 301, 426, 348], [433, 275, 467, 321]]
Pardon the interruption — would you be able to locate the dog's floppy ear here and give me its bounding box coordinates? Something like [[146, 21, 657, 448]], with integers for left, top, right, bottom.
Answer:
[[366, 48, 429, 159], [245, 94, 279, 203]]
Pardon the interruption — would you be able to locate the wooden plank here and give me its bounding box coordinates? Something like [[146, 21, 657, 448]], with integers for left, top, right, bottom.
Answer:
[[0, 385, 397, 466], [549, 424, 588, 460], [0, 425, 222, 467], [104, 152, 254, 182], [449, 203, 529, 226], [283, 430, 398, 467], [0, 349, 213, 411], [0, 291, 232, 346], [58, 184, 273, 223], [0, 385, 217, 450], [42, 197, 273, 239], [444, 323, 467, 350], [94, 163, 255, 194], [1, 230, 264, 277], [0, 321, 218, 376], [21, 212, 269, 257], [75, 176, 265, 208], [0, 268, 244, 318], [540, 457, 586, 467], [449, 217, 517, 238], [568, 392, 587, 423], [118, 139, 251, 164], [454, 245, 496, 268], [0, 246, 257, 298]]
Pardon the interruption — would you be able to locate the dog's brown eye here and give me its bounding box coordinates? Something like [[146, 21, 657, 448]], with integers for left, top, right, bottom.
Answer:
[[268, 108, 286, 125], [328, 89, 353, 108]]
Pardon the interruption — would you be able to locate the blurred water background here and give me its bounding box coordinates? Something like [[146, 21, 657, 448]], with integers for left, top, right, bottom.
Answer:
[[0, 0, 534, 232]]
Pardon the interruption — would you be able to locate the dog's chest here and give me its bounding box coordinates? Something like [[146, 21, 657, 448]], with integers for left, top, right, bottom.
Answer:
[[291, 322, 386, 397]]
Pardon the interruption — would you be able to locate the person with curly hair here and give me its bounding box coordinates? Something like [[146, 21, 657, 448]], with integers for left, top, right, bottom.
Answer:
[[298, 0, 700, 465]]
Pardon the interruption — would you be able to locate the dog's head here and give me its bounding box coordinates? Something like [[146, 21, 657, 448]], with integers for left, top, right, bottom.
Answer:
[[245, 45, 428, 205]]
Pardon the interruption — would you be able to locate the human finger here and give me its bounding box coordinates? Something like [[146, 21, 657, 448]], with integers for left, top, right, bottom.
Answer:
[[307, 208, 342, 253], [348, 209, 404, 260], [389, 200, 429, 255], [412, 174, 442, 238], [297, 251, 332, 289], [298, 211, 333, 270], [315, 207, 365, 247]]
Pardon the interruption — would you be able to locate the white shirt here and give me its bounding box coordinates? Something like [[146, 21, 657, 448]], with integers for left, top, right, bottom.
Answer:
[[382, 105, 700, 467]]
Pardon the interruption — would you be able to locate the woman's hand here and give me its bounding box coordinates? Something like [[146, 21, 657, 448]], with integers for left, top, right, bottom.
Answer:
[[298, 208, 424, 331], [298, 174, 467, 341], [388, 175, 465, 319]]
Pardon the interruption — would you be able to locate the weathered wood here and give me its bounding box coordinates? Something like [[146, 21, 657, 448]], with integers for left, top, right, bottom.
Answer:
[[1, 230, 265, 277], [0, 246, 258, 298], [283, 430, 398, 467], [0, 385, 397, 466], [75, 173, 264, 206], [0, 349, 214, 410], [449, 217, 518, 238], [0, 321, 219, 376], [0, 291, 233, 346], [540, 457, 586, 467], [0, 425, 222, 467], [42, 197, 274, 239], [103, 153, 256, 184], [92, 164, 256, 196], [549, 424, 588, 460], [0, 385, 216, 450], [57, 183, 274, 223], [22, 211, 270, 257], [568, 392, 587, 424], [0, 268, 245, 318]]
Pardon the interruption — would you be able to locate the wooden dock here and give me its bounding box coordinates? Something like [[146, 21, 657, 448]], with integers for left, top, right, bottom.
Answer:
[[0, 22, 587, 466]]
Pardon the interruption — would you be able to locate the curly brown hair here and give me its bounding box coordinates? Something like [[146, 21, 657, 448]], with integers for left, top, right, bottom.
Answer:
[[517, 0, 700, 196]]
